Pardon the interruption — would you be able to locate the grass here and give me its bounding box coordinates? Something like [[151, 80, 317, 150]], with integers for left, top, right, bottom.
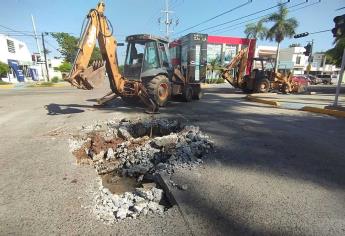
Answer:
[[27, 82, 54, 87], [0, 80, 12, 85]]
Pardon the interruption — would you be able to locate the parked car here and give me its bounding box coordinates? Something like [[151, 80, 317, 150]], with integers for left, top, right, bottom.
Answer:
[[331, 74, 339, 84], [291, 75, 310, 86], [317, 74, 332, 84], [305, 75, 322, 85]]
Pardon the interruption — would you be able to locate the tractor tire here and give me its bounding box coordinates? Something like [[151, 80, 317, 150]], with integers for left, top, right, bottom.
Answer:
[[192, 86, 203, 100], [182, 86, 193, 102], [255, 79, 270, 93], [147, 75, 171, 107]]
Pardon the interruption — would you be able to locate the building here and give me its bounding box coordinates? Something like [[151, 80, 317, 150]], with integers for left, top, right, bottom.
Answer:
[[0, 34, 32, 82], [278, 47, 308, 75], [309, 53, 340, 75], [170, 33, 256, 81]]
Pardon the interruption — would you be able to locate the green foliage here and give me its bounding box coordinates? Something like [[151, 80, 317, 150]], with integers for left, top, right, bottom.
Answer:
[[244, 19, 268, 40], [0, 80, 11, 85], [0, 61, 10, 77], [57, 61, 72, 73], [265, 4, 298, 43], [51, 76, 60, 83], [51, 32, 102, 63], [51, 32, 78, 63], [325, 38, 345, 67]]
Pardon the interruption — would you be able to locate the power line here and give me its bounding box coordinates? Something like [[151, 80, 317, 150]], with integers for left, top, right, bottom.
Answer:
[[209, 0, 311, 34], [175, 0, 252, 35], [196, 0, 293, 33]]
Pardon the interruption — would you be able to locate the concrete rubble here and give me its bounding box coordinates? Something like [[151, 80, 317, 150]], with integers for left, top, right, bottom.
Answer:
[[69, 118, 214, 223]]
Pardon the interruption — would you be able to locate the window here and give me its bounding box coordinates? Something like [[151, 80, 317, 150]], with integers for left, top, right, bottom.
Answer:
[[7, 39, 15, 53], [159, 42, 169, 67], [125, 42, 145, 65], [296, 56, 301, 65], [143, 41, 159, 71]]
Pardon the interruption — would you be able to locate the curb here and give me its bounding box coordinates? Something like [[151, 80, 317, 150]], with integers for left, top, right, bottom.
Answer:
[[0, 84, 15, 89], [246, 95, 345, 119], [301, 106, 345, 118], [245, 95, 279, 106], [200, 83, 210, 88]]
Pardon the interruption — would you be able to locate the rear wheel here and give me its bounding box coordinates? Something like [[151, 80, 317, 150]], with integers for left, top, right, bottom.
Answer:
[[255, 79, 270, 93], [192, 86, 203, 100], [147, 75, 171, 107], [182, 86, 193, 102]]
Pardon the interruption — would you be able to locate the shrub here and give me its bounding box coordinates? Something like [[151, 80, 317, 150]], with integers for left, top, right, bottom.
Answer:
[[51, 76, 60, 83], [0, 62, 10, 77]]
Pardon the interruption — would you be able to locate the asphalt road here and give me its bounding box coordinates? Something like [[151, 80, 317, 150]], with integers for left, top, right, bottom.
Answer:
[[0, 84, 344, 235]]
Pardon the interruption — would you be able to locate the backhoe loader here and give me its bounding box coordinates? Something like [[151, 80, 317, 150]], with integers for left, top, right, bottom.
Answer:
[[66, 1, 201, 113], [221, 47, 303, 94]]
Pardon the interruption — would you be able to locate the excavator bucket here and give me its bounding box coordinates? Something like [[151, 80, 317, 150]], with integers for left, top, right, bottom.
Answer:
[[67, 61, 106, 90]]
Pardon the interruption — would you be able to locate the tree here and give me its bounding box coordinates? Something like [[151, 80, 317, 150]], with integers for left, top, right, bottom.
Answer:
[[325, 38, 345, 67], [207, 57, 222, 81], [244, 19, 268, 40], [51, 32, 102, 64], [57, 61, 72, 73], [0, 61, 10, 78], [265, 4, 298, 72]]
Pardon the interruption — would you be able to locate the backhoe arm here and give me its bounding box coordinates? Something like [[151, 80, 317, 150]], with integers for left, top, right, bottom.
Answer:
[[221, 48, 248, 88], [67, 1, 124, 94], [66, 1, 158, 113]]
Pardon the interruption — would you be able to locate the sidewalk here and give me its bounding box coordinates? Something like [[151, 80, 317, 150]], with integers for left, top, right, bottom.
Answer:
[[246, 93, 345, 118]]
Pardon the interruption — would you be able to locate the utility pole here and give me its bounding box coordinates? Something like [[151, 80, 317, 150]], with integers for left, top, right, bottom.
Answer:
[[333, 49, 345, 107], [31, 14, 45, 81], [160, 0, 177, 40], [41, 32, 50, 82]]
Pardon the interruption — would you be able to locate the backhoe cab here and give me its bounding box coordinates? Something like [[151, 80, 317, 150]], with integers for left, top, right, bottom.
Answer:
[[123, 35, 172, 106]]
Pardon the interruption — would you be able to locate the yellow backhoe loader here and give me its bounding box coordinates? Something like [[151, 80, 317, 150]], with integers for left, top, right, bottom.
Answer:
[[66, 1, 202, 113], [221, 48, 303, 94]]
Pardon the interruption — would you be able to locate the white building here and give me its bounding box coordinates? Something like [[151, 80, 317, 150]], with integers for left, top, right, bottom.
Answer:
[[278, 47, 308, 75], [0, 34, 33, 82], [309, 53, 340, 75]]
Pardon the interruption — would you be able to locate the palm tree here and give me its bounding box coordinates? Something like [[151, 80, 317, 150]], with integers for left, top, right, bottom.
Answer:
[[244, 19, 268, 40], [266, 4, 298, 72]]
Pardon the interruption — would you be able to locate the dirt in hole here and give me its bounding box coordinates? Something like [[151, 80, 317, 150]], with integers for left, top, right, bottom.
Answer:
[[90, 133, 123, 155], [101, 173, 140, 194]]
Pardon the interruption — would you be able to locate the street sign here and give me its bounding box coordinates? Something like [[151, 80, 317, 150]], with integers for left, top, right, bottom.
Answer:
[[294, 32, 309, 38]]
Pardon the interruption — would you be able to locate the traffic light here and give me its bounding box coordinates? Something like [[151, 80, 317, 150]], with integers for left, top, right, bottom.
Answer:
[[304, 43, 312, 56], [294, 32, 309, 38], [332, 14, 345, 38]]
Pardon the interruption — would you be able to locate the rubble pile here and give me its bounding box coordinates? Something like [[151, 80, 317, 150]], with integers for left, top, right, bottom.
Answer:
[[95, 185, 165, 223], [69, 118, 214, 222]]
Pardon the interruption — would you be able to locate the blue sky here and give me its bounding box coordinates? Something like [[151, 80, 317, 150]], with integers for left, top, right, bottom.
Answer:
[[0, 0, 343, 63]]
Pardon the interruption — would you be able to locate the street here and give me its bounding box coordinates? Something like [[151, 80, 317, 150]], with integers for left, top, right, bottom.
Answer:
[[1, 84, 345, 235]]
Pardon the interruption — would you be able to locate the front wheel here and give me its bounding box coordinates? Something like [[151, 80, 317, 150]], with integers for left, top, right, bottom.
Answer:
[[147, 75, 171, 107]]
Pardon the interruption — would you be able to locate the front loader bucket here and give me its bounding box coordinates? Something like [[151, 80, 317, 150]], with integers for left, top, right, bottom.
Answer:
[[67, 61, 106, 90]]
